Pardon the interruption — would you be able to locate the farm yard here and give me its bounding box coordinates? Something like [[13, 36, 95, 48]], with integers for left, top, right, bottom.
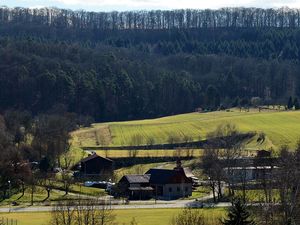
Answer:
[[72, 109, 300, 152]]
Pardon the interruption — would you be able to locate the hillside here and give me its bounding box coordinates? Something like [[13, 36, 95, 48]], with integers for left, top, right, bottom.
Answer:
[[1, 7, 300, 122], [72, 108, 300, 151]]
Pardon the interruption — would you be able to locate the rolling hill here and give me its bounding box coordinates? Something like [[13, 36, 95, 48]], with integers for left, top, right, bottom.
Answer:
[[72, 108, 300, 152]]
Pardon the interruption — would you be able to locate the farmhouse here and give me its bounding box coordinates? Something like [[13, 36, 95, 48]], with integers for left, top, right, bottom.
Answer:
[[146, 168, 193, 199], [118, 175, 153, 200], [117, 160, 193, 200], [73, 153, 114, 179]]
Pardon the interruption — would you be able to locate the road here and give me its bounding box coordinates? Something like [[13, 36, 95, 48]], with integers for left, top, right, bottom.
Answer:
[[0, 194, 231, 213]]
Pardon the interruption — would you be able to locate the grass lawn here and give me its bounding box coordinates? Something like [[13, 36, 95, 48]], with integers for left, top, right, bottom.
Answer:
[[189, 186, 211, 199], [72, 109, 300, 151], [50, 181, 106, 197], [0, 186, 67, 206], [234, 189, 280, 203], [0, 208, 225, 225], [0, 184, 105, 206]]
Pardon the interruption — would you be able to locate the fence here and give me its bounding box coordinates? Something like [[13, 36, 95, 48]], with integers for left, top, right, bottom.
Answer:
[[0, 217, 18, 225]]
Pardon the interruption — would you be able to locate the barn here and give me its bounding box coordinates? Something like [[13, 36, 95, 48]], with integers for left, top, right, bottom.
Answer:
[[73, 153, 114, 179]]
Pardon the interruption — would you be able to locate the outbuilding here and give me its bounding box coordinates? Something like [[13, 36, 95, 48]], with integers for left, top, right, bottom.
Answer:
[[73, 153, 114, 179]]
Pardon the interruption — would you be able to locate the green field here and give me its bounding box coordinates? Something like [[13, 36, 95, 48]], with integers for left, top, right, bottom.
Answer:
[[72, 109, 300, 151], [0, 208, 225, 225], [94, 149, 202, 158]]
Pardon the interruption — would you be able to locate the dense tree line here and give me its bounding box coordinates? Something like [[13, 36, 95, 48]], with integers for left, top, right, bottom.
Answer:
[[0, 35, 299, 121], [0, 38, 203, 121], [3, 8, 300, 61], [1, 7, 300, 121], [2, 7, 300, 29]]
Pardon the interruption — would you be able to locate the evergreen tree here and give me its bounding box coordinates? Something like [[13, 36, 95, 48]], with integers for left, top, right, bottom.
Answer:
[[288, 96, 294, 110], [222, 199, 255, 225], [231, 97, 240, 108], [294, 98, 300, 110]]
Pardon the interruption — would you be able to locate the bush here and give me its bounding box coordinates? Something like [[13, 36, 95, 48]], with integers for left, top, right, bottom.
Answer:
[[170, 208, 220, 225]]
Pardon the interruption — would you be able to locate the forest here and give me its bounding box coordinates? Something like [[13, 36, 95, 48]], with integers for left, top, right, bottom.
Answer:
[[0, 7, 300, 122]]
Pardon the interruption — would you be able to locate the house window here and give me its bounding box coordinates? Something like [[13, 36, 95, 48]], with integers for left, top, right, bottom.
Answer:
[[177, 187, 180, 192], [169, 187, 172, 192]]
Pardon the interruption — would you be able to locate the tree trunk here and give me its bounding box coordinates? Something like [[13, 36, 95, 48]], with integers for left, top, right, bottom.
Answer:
[[47, 189, 50, 199], [212, 184, 216, 202], [31, 186, 34, 205], [17, 183, 25, 200], [218, 180, 223, 199]]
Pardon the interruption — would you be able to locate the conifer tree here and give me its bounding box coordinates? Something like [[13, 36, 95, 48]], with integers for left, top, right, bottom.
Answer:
[[288, 96, 293, 110], [222, 199, 255, 225], [294, 98, 300, 110]]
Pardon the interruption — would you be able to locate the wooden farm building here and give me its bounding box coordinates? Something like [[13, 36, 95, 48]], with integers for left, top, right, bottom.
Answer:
[[117, 175, 153, 200], [73, 153, 114, 179], [117, 160, 193, 200]]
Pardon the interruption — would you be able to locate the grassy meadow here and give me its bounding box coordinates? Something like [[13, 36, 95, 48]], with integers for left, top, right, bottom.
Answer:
[[0, 208, 225, 225], [72, 109, 300, 152]]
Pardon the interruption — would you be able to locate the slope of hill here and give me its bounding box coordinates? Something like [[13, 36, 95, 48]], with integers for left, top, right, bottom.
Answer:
[[72, 108, 300, 151], [1, 7, 300, 122]]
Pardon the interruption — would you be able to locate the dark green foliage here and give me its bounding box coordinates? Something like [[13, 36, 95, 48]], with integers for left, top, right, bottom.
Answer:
[[294, 98, 300, 110], [0, 7, 300, 121], [206, 85, 220, 110], [288, 96, 294, 110], [222, 199, 255, 225], [39, 156, 51, 173]]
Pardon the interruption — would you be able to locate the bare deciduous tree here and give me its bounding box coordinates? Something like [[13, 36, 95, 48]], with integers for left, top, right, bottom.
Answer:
[[128, 134, 144, 158], [61, 170, 74, 196], [171, 208, 218, 225], [50, 199, 116, 225], [202, 148, 223, 202], [183, 135, 193, 143], [275, 145, 300, 225], [208, 123, 244, 196], [167, 133, 181, 145], [146, 136, 155, 147]]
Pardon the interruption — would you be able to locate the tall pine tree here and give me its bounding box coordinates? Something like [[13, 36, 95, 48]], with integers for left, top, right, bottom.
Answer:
[[288, 96, 294, 110], [222, 199, 255, 225], [294, 98, 300, 110]]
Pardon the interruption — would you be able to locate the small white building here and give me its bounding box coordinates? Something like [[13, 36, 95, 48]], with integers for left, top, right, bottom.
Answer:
[[223, 166, 278, 183]]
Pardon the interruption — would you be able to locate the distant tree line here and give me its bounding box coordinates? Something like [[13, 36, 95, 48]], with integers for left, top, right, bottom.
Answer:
[[2, 7, 300, 29]]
